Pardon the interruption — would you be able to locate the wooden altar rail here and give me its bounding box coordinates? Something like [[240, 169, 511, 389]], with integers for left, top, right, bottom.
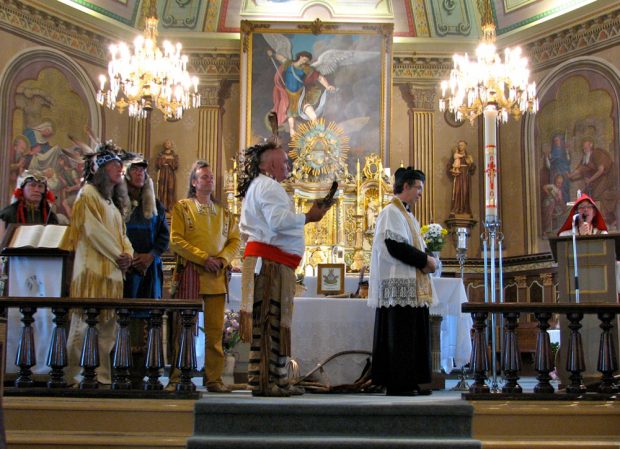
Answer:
[[461, 302, 619, 400], [0, 296, 203, 398]]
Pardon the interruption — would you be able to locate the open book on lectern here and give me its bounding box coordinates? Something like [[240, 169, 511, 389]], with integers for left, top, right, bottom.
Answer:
[[7, 224, 68, 250]]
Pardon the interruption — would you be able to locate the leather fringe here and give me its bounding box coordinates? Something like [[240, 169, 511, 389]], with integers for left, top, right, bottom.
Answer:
[[239, 310, 252, 343]]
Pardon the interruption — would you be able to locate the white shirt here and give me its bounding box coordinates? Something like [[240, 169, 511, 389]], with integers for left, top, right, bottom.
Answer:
[[240, 174, 306, 257]]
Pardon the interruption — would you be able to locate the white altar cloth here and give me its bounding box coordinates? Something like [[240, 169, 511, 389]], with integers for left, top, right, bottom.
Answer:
[[195, 274, 472, 385]]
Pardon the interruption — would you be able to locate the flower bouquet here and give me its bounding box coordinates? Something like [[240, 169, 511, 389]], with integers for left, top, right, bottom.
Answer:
[[420, 223, 448, 252], [222, 310, 241, 354]]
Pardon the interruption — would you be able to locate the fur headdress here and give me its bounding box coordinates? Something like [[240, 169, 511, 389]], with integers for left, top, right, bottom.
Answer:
[[11, 169, 56, 224], [12, 169, 55, 204], [124, 156, 157, 220]]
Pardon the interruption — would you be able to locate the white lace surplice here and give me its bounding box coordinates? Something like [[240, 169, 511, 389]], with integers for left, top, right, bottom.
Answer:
[[367, 200, 436, 309]]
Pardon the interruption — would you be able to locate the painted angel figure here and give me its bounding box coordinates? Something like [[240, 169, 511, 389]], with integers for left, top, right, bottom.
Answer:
[[263, 33, 378, 136]]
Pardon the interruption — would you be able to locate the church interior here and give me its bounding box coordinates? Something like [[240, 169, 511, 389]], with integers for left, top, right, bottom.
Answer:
[[0, 0, 619, 448]]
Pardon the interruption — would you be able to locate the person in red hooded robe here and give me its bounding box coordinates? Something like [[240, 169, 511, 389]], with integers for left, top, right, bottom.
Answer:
[[557, 193, 608, 237]]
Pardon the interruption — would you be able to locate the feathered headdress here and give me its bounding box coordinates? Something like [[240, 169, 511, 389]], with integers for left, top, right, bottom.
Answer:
[[236, 111, 281, 198]]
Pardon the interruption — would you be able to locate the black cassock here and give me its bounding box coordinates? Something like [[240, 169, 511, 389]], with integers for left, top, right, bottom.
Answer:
[[370, 238, 432, 395]]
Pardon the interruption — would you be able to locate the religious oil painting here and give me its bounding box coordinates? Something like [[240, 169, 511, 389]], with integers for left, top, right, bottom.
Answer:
[[241, 20, 392, 182], [534, 67, 619, 237], [4, 59, 96, 225], [317, 263, 345, 295]]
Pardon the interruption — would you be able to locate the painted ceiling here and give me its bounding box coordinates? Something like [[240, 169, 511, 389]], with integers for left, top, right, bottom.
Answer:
[[57, 0, 612, 41]]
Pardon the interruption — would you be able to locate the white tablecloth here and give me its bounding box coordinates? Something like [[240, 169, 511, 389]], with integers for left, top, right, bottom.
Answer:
[[205, 274, 472, 385]]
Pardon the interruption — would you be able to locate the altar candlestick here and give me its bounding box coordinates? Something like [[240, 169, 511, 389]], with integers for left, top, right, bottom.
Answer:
[[356, 158, 361, 215], [378, 161, 383, 211], [232, 158, 238, 195]]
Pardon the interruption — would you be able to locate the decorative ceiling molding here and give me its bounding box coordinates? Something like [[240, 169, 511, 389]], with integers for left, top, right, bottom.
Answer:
[[161, 0, 204, 30], [188, 53, 240, 78], [526, 10, 620, 70], [429, 0, 473, 37], [64, 0, 140, 27], [0, 0, 108, 65], [392, 56, 452, 83]]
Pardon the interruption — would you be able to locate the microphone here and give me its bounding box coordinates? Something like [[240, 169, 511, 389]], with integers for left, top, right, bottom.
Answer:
[[572, 213, 581, 226]]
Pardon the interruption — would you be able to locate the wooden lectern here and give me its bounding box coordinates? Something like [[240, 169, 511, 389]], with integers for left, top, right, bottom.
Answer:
[[1, 224, 71, 376], [548, 233, 620, 387]]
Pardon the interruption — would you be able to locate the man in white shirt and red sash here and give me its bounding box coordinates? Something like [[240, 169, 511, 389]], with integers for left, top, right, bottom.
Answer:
[[238, 142, 331, 397]]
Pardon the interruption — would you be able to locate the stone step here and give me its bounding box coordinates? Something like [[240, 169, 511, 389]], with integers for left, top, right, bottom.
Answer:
[[187, 436, 482, 449]]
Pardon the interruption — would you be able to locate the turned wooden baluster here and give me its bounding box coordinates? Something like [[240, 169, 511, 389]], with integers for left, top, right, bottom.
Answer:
[[565, 311, 586, 394], [79, 307, 101, 389], [176, 309, 198, 393], [533, 311, 554, 394], [501, 311, 522, 393], [144, 308, 164, 390], [15, 306, 36, 388], [596, 311, 618, 394], [469, 311, 490, 393], [112, 308, 132, 390], [47, 306, 69, 388]]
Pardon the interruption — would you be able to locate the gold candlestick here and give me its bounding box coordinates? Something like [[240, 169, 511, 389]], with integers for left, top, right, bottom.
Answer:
[[378, 160, 383, 211], [356, 158, 361, 215]]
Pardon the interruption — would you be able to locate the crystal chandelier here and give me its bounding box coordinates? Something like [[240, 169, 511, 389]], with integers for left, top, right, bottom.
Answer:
[[438, 2, 538, 124], [96, 4, 200, 121]]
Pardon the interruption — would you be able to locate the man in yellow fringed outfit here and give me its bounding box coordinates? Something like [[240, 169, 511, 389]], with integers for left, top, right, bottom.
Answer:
[[168, 160, 240, 392], [65, 144, 134, 385]]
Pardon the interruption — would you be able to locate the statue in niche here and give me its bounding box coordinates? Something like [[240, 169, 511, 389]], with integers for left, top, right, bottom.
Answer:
[[447, 139, 476, 217], [365, 197, 378, 233], [155, 139, 179, 212]]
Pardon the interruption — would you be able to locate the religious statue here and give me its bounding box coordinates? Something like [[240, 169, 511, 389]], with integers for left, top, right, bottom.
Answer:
[[155, 139, 179, 212], [447, 140, 476, 217]]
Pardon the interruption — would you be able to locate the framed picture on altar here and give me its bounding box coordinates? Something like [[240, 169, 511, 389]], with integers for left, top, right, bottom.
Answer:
[[317, 263, 345, 295]]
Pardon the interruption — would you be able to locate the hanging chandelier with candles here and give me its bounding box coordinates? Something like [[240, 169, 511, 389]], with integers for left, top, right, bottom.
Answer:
[[96, 2, 200, 121], [438, 1, 538, 124]]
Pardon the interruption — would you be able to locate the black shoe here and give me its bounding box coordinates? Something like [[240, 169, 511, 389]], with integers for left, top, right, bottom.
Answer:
[[415, 388, 432, 396], [386, 389, 419, 396]]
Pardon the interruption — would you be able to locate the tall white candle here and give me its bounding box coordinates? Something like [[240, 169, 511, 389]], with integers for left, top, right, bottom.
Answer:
[[483, 107, 499, 224]]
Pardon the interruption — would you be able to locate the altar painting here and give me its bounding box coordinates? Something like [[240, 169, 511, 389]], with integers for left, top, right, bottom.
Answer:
[[241, 20, 392, 181]]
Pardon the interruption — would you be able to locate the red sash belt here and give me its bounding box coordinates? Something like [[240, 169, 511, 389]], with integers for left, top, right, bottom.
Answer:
[[244, 241, 301, 269]]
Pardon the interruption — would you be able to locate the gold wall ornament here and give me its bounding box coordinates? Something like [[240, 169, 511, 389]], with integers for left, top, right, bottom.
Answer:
[[297, 18, 339, 35], [225, 153, 392, 272], [289, 118, 350, 182], [362, 153, 383, 180]]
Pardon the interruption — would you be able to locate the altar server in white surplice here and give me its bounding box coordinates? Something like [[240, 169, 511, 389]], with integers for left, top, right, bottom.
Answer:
[[368, 167, 438, 396]]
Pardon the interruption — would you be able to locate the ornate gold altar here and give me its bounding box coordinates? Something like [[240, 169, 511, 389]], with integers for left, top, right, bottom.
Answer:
[[224, 152, 392, 273]]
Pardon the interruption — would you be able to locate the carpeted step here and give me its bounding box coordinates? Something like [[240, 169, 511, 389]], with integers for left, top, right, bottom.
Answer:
[[187, 397, 481, 449]]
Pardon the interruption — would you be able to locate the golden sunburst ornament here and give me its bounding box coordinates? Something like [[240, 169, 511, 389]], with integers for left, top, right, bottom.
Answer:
[[289, 118, 350, 182]]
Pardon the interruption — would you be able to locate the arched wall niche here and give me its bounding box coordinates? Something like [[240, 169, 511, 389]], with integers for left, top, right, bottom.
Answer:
[[0, 47, 102, 218], [524, 57, 620, 254]]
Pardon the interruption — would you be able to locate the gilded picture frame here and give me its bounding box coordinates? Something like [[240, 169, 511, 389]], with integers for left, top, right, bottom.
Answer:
[[239, 19, 393, 175], [317, 263, 345, 295]]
